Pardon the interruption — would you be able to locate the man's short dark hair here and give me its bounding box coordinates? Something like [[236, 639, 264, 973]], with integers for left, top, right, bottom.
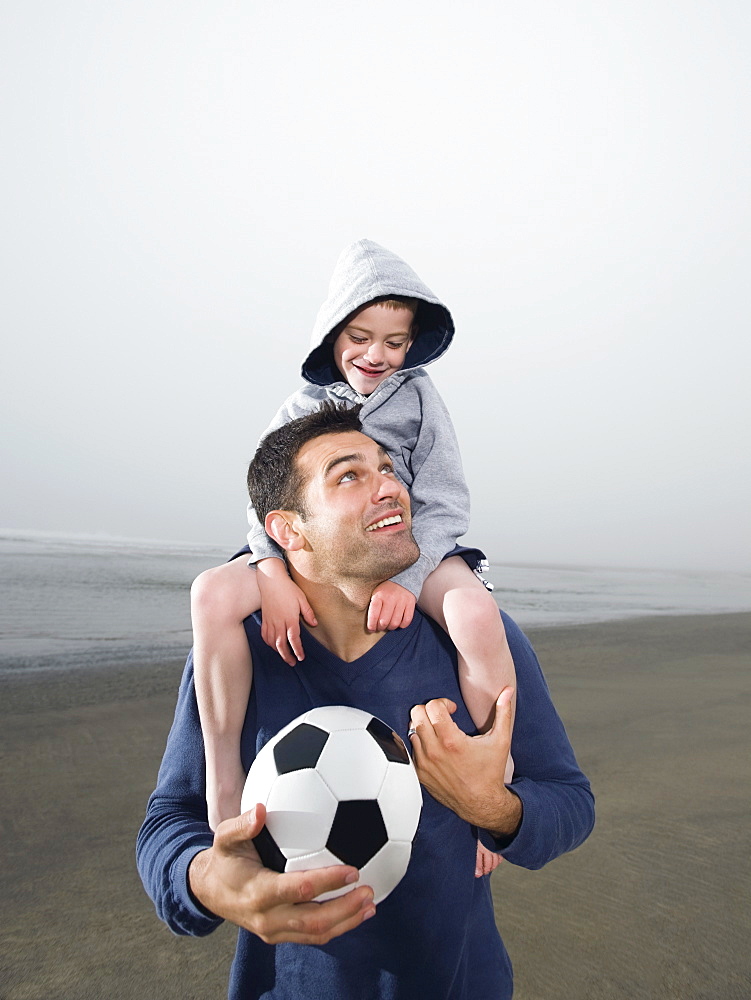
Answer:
[[247, 402, 363, 526]]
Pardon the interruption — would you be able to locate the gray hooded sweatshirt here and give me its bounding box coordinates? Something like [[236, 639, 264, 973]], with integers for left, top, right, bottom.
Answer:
[[246, 239, 470, 598]]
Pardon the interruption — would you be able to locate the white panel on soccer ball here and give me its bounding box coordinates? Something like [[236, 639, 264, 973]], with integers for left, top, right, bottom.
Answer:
[[240, 743, 279, 813], [378, 761, 423, 841], [283, 848, 352, 901], [302, 705, 372, 732], [265, 770, 338, 857], [316, 730, 389, 800], [358, 839, 413, 904]]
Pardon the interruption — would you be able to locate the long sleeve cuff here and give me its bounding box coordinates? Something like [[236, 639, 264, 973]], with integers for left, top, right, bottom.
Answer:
[[490, 777, 595, 870], [390, 552, 436, 599], [245, 531, 284, 565], [167, 844, 225, 937]]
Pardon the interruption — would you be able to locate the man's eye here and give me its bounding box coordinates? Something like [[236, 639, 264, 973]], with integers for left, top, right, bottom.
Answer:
[[380, 464, 394, 475], [338, 471, 356, 483]]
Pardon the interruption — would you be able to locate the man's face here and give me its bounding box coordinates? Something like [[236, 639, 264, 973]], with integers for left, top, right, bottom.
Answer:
[[332, 303, 415, 396], [291, 430, 419, 586]]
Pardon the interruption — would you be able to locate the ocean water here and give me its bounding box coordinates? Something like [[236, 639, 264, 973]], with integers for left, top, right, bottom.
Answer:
[[1, 531, 749, 674], [484, 562, 751, 628], [0, 532, 228, 673]]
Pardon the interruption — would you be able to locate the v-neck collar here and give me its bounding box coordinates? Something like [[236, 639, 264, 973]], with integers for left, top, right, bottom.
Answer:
[[299, 617, 419, 687]]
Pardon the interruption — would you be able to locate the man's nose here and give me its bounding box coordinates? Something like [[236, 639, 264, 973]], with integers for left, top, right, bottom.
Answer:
[[373, 470, 400, 501]]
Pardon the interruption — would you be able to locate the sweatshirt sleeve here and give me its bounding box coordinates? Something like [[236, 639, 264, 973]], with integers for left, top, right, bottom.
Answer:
[[389, 377, 471, 598], [477, 612, 596, 867], [135, 653, 224, 937], [245, 391, 320, 564]]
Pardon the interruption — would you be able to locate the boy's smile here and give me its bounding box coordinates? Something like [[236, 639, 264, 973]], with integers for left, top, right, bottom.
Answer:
[[333, 302, 415, 396]]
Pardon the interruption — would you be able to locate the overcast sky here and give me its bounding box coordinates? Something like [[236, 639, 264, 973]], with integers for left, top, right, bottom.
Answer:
[[2, 1, 749, 573]]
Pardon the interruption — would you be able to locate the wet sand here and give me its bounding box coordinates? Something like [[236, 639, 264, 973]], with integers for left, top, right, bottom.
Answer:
[[1, 613, 749, 999]]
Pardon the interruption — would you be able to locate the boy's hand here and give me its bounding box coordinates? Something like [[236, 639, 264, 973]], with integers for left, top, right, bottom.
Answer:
[[256, 559, 317, 666], [367, 582, 416, 632]]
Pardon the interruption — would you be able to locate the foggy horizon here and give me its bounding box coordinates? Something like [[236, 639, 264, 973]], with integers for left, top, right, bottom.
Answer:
[[2, 526, 748, 580], [3, 1, 750, 576]]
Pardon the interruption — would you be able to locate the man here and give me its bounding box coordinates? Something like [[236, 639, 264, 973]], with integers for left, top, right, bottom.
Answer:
[[137, 403, 594, 999]]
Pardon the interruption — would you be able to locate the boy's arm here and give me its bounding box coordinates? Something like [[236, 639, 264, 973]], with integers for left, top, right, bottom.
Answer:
[[255, 559, 317, 665], [246, 515, 284, 563], [245, 388, 331, 656], [246, 390, 326, 563], [389, 376, 471, 598]]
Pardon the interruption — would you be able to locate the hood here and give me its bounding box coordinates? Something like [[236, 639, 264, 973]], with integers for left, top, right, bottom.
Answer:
[[302, 239, 455, 387]]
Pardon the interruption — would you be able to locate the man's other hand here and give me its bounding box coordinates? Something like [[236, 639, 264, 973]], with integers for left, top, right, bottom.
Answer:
[[408, 687, 522, 839], [188, 805, 376, 944]]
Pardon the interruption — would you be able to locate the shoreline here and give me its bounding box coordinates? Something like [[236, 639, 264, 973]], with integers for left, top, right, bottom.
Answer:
[[2, 604, 749, 681], [2, 612, 750, 999]]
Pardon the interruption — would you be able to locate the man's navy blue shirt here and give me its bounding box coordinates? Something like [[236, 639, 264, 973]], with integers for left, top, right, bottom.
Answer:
[[137, 609, 594, 999]]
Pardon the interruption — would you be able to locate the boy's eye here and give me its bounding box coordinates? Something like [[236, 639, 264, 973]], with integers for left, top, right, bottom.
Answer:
[[386, 342, 406, 350], [349, 335, 367, 344]]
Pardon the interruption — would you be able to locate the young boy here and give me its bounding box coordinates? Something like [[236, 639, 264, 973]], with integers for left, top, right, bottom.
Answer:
[[191, 239, 515, 877]]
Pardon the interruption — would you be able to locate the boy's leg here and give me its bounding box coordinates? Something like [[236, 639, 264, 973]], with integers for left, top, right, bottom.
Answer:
[[419, 556, 516, 878], [419, 556, 516, 747], [191, 558, 261, 831]]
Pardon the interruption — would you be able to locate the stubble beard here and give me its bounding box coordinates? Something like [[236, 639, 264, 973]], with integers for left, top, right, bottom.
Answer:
[[361, 530, 420, 583], [315, 526, 420, 592]]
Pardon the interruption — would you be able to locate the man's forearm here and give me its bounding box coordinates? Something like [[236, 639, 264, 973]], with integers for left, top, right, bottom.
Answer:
[[409, 691, 519, 840], [187, 848, 221, 919], [417, 764, 522, 840], [475, 786, 523, 841]]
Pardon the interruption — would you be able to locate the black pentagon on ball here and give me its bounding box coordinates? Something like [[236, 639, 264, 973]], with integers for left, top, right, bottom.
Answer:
[[326, 800, 388, 869], [366, 716, 410, 764], [253, 825, 287, 873], [273, 723, 329, 774]]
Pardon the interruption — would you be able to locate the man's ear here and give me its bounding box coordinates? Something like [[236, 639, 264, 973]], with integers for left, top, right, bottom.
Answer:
[[265, 511, 305, 551]]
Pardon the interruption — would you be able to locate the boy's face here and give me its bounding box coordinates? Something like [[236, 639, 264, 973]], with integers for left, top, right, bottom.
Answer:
[[332, 302, 415, 396]]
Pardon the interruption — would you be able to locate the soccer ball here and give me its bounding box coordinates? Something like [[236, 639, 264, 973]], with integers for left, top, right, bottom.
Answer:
[[241, 705, 423, 904]]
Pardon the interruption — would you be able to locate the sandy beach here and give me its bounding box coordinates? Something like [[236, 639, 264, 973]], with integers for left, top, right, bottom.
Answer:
[[2, 612, 749, 999]]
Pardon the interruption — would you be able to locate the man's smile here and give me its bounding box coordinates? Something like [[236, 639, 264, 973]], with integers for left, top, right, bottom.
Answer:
[[365, 513, 404, 532]]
